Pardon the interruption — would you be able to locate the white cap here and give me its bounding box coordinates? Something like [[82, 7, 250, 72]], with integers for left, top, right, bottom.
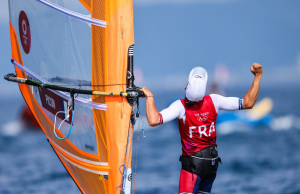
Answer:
[[186, 67, 208, 102]]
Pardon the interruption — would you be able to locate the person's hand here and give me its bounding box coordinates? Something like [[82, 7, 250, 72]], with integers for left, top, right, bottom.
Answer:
[[140, 87, 153, 98], [251, 63, 263, 76]]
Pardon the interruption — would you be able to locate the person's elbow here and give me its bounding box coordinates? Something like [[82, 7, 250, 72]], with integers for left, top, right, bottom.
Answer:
[[149, 122, 157, 127], [148, 119, 159, 127], [243, 99, 254, 109], [244, 104, 254, 109], [148, 115, 160, 127]]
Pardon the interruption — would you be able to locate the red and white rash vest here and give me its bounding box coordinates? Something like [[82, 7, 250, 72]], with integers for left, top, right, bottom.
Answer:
[[159, 94, 242, 156], [178, 96, 218, 156]]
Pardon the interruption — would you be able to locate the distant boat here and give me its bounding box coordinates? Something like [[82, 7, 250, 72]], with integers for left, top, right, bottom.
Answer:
[[217, 97, 273, 134], [20, 104, 40, 129]]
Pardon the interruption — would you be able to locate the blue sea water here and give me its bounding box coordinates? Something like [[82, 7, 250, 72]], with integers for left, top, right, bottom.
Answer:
[[0, 86, 300, 194]]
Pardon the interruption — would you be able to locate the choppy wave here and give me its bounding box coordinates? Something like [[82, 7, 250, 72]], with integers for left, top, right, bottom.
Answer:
[[1, 121, 23, 136], [270, 115, 300, 131]]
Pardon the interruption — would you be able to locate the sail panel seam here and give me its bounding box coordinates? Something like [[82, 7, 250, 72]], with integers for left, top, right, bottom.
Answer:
[[49, 138, 108, 166], [58, 152, 109, 175]]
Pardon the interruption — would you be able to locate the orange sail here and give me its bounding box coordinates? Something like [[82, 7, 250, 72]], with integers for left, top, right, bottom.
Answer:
[[8, 0, 135, 193]]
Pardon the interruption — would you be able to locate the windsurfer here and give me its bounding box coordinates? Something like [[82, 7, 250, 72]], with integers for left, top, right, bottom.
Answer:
[[140, 63, 263, 194]]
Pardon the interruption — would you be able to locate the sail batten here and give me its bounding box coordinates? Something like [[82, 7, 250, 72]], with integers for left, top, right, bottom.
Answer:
[[12, 59, 107, 110], [49, 138, 109, 166], [36, 0, 107, 27], [58, 153, 109, 175]]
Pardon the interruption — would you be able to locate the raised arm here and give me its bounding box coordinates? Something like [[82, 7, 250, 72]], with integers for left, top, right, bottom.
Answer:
[[140, 87, 160, 127], [243, 63, 263, 109]]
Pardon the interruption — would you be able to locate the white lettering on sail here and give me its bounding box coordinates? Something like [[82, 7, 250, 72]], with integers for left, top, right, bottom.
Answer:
[[45, 94, 56, 109]]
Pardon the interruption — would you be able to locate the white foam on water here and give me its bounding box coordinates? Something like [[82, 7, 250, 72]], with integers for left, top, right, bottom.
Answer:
[[1, 121, 23, 136], [217, 121, 252, 135], [270, 115, 300, 131]]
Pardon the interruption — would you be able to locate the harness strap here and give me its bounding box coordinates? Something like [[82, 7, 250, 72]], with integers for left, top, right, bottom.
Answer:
[[179, 156, 196, 170], [179, 154, 222, 167], [191, 155, 219, 160]]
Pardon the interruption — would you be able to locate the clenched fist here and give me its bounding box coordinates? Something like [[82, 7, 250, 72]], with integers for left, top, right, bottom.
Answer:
[[140, 87, 153, 98], [251, 63, 263, 76]]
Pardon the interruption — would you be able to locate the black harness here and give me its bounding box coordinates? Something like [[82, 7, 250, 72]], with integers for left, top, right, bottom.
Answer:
[[179, 146, 222, 179]]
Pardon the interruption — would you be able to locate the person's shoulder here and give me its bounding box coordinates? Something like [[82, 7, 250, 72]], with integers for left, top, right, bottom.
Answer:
[[209, 94, 224, 97], [173, 99, 185, 107], [173, 99, 185, 105], [169, 99, 185, 112], [207, 94, 225, 106], [209, 94, 225, 100]]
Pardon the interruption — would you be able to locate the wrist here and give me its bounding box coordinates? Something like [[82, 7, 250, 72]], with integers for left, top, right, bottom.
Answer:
[[146, 92, 153, 97]]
